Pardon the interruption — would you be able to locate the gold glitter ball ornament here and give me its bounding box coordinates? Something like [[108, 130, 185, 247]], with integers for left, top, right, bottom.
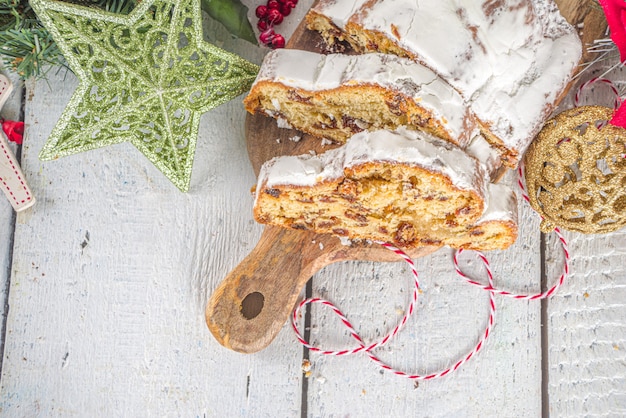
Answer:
[[524, 106, 626, 234]]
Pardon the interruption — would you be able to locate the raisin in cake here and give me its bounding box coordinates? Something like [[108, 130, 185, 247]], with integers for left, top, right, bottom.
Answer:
[[447, 183, 518, 250], [243, 49, 474, 148], [306, 0, 582, 167], [253, 128, 517, 250]]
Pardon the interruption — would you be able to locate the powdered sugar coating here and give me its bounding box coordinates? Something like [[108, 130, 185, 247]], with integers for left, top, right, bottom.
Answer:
[[313, 0, 582, 163], [344, 128, 487, 196], [310, 0, 368, 28], [252, 49, 473, 146], [258, 147, 345, 190], [469, 30, 581, 155], [465, 134, 502, 177], [477, 183, 518, 225], [256, 128, 488, 204]]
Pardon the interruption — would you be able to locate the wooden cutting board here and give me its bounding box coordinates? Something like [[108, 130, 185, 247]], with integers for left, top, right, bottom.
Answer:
[[205, 0, 607, 354], [205, 22, 442, 354]]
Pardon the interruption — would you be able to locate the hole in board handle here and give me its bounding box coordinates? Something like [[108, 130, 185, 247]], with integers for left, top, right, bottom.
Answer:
[[240, 292, 264, 320]]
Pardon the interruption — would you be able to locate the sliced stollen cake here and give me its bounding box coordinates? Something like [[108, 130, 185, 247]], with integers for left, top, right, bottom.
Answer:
[[253, 128, 518, 250], [447, 183, 518, 250], [243, 49, 475, 148], [306, 0, 582, 167]]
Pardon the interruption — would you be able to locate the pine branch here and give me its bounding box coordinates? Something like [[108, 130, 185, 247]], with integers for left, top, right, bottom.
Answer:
[[0, 0, 63, 78], [0, 27, 66, 78]]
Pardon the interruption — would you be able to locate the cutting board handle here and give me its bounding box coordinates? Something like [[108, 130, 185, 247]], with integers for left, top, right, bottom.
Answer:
[[205, 226, 334, 353], [205, 224, 440, 353]]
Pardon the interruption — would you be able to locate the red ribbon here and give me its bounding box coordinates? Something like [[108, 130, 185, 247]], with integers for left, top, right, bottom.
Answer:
[[1, 119, 24, 144], [599, 0, 626, 62], [611, 99, 626, 129], [598, 0, 626, 129]]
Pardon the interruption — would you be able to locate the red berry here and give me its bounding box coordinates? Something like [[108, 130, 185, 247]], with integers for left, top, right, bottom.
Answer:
[[259, 28, 276, 45], [267, 8, 283, 24], [289, 0, 297, 4], [255, 5, 268, 18], [267, 0, 280, 10], [271, 34, 285, 49], [257, 19, 269, 31], [277, 0, 288, 3], [280, 3, 291, 16]]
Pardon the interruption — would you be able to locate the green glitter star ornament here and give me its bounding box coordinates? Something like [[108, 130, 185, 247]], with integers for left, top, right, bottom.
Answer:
[[30, 0, 260, 191]]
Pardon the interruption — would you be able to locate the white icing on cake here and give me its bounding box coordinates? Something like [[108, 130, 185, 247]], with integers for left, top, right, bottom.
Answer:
[[476, 183, 518, 225], [469, 31, 581, 155], [310, 0, 369, 29], [465, 134, 501, 177], [313, 0, 582, 162], [256, 128, 488, 204], [252, 49, 472, 146], [344, 128, 487, 196], [258, 146, 345, 189]]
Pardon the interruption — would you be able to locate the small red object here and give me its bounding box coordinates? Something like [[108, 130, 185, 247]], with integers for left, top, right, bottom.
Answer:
[[611, 100, 626, 129], [257, 19, 269, 31], [271, 34, 285, 49], [1, 120, 24, 145], [280, 3, 292, 16], [255, 5, 268, 18], [267, 8, 283, 24], [598, 0, 626, 62], [259, 28, 276, 45], [256, 0, 297, 49]]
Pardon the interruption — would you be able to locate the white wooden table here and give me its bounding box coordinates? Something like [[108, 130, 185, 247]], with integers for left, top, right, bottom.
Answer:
[[0, 3, 625, 416]]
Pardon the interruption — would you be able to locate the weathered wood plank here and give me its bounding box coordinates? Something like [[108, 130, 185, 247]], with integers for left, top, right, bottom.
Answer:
[[0, 19, 304, 416], [0, 0, 621, 415], [545, 62, 626, 417], [0, 68, 24, 369], [304, 173, 544, 416], [546, 229, 626, 416]]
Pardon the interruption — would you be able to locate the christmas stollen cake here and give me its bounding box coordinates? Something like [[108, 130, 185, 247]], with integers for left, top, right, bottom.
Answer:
[[306, 0, 582, 167], [447, 182, 518, 250], [243, 49, 474, 148], [253, 128, 518, 250]]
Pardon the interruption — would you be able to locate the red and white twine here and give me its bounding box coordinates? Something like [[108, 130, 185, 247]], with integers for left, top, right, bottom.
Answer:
[[291, 165, 572, 380], [574, 77, 622, 110], [292, 242, 497, 380], [291, 243, 420, 357], [455, 166, 570, 301], [288, 77, 626, 378], [573, 76, 626, 146]]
